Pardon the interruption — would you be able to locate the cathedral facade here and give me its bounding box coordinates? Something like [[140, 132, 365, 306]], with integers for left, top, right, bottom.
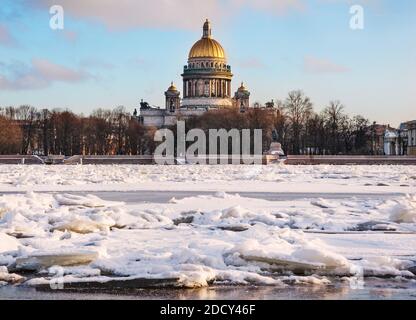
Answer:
[[138, 20, 250, 127]]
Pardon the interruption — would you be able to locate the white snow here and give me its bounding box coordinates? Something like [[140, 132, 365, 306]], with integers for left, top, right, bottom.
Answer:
[[0, 232, 20, 254], [0, 164, 415, 288], [383, 195, 416, 223], [0, 164, 415, 194], [54, 193, 124, 208], [15, 249, 100, 271], [0, 266, 24, 284], [0, 186, 415, 288]]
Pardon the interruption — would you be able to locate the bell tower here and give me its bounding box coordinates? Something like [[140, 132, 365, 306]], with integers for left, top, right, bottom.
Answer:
[[234, 82, 250, 112], [165, 82, 181, 113]]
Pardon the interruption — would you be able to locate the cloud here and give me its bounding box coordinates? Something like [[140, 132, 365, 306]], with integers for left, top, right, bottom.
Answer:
[[303, 55, 349, 74], [33, 59, 88, 82], [0, 24, 17, 47], [26, 0, 306, 31], [79, 58, 114, 69], [0, 58, 90, 90], [231, 0, 305, 13]]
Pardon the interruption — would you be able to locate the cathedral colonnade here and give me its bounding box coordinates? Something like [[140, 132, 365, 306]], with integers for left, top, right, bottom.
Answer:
[[183, 79, 231, 98], [181, 19, 235, 109]]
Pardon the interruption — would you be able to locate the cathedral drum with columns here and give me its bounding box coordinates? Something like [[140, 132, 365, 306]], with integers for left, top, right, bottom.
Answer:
[[182, 19, 233, 109], [138, 19, 250, 127]]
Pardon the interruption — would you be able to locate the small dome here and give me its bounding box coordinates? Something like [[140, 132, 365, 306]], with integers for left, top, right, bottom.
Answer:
[[238, 82, 248, 92], [188, 20, 226, 60], [167, 81, 177, 91]]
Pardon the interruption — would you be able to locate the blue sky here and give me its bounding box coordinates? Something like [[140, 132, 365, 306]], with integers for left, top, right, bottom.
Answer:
[[0, 0, 415, 126]]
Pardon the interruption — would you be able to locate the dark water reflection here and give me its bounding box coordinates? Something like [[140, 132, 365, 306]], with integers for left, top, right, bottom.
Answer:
[[1, 279, 416, 300]]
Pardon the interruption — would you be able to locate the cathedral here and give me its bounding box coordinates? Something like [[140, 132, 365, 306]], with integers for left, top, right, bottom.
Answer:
[[137, 19, 250, 127]]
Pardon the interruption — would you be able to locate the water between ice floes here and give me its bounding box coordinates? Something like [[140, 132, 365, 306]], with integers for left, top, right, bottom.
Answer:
[[1, 279, 416, 300]]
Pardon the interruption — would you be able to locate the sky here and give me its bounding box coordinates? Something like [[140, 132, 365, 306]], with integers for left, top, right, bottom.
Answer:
[[0, 0, 415, 126]]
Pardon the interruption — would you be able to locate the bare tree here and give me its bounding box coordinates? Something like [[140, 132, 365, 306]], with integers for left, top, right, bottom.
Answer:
[[323, 101, 345, 154], [0, 94, 376, 157], [284, 90, 313, 154], [15, 105, 37, 154], [112, 106, 129, 155], [339, 114, 355, 154], [352, 115, 370, 154], [0, 116, 22, 154]]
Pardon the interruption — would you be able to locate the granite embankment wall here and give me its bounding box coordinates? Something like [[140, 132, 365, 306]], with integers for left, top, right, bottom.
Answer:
[[1, 155, 416, 165], [284, 155, 416, 165]]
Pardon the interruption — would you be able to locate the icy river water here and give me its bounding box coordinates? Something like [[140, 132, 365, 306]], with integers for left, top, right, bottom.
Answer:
[[1, 279, 416, 300], [2, 190, 403, 203], [1, 190, 416, 300]]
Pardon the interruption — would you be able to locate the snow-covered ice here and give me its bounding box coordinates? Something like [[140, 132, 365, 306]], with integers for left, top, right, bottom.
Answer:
[[0, 164, 415, 194], [0, 178, 415, 289]]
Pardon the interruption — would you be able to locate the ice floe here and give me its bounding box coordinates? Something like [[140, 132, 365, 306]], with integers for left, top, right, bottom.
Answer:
[[0, 266, 24, 284], [0, 191, 415, 288], [1, 164, 415, 194], [384, 195, 416, 223], [0, 232, 20, 254]]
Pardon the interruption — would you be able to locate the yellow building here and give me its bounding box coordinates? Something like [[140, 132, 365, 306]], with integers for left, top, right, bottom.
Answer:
[[139, 20, 250, 127], [182, 19, 234, 109]]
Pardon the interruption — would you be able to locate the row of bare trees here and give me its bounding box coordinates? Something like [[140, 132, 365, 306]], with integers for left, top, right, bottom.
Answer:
[[184, 90, 372, 155], [1, 91, 375, 156], [280, 91, 371, 154], [0, 106, 157, 156]]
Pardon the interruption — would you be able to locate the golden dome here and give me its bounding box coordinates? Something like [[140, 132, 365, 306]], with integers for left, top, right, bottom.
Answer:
[[238, 82, 248, 91], [167, 81, 177, 91], [188, 20, 226, 60]]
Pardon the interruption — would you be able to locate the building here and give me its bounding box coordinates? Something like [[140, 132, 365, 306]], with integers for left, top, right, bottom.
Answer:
[[233, 82, 251, 112], [369, 122, 389, 155], [382, 121, 416, 156], [138, 19, 250, 127], [405, 120, 416, 155], [383, 127, 406, 155], [369, 122, 408, 156]]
